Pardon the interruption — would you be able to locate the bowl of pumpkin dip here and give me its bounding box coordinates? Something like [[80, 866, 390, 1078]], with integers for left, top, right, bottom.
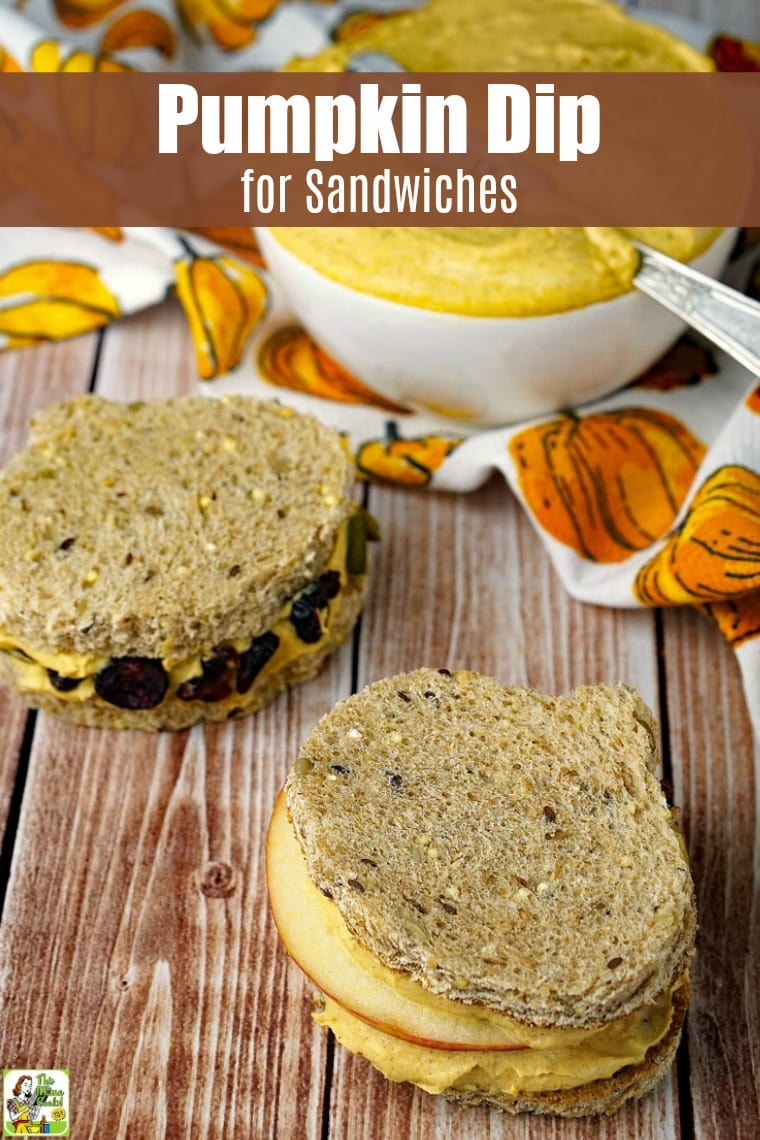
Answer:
[[258, 0, 733, 425]]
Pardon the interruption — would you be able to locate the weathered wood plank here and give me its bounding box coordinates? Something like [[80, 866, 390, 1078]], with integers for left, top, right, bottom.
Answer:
[[357, 478, 658, 708], [0, 683, 350, 1138], [95, 300, 198, 400], [326, 476, 676, 1140], [1, 237, 757, 1140], [0, 334, 98, 847], [662, 607, 760, 1140], [0, 301, 349, 1138]]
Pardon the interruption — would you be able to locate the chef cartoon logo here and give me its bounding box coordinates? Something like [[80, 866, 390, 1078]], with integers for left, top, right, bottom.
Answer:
[[2, 1071, 69, 1136]]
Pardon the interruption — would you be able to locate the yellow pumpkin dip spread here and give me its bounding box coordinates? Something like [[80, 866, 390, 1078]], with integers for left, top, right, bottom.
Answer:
[[275, 0, 718, 318], [316, 987, 683, 1097], [0, 512, 365, 721], [269, 227, 718, 318], [286, 0, 711, 74]]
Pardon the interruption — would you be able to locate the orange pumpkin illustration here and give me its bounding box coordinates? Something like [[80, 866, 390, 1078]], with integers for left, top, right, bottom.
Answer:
[[52, 0, 129, 31], [31, 39, 131, 72], [356, 424, 462, 486], [709, 34, 760, 72], [0, 45, 21, 72], [101, 9, 176, 59], [0, 260, 120, 348], [89, 227, 123, 241], [258, 326, 410, 413], [175, 0, 279, 51], [189, 228, 265, 268], [634, 335, 717, 391], [332, 10, 408, 43], [509, 408, 706, 563], [705, 592, 760, 648], [175, 250, 268, 378], [746, 386, 760, 415], [635, 465, 760, 605]]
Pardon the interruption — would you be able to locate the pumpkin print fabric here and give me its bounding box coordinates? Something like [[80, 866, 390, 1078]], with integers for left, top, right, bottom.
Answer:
[[1, 8, 760, 732], [508, 408, 707, 563]]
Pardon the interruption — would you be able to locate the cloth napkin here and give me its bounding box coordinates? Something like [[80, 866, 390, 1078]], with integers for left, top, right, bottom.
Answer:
[[1, 0, 759, 733]]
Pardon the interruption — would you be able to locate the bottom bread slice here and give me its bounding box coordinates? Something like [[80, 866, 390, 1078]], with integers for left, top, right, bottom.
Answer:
[[447, 979, 690, 1117]]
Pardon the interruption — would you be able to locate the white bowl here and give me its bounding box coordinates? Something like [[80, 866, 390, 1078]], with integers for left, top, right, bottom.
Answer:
[[256, 227, 737, 426]]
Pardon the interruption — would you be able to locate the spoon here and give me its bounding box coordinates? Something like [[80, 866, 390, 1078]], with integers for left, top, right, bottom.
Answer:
[[631, 242, 760, 377], [345, 51, 407, 73]]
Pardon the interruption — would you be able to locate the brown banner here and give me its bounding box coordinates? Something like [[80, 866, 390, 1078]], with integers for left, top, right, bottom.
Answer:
[[0, 73, 757, 225]]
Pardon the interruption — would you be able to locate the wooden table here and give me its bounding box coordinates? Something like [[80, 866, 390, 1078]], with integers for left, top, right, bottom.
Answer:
[[1, 4, 759, 1136], [0, 294, 757, 1139]]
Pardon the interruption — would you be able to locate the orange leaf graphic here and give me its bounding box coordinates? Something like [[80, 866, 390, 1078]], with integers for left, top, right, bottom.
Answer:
[[635, 465, 760, 605], [258, 326, 410, 413], [509, 408, 706, 563]]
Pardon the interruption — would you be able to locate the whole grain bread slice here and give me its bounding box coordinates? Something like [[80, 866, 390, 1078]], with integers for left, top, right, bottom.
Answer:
[[0, 395, 353, 659], [287, 669, 696, 1029]]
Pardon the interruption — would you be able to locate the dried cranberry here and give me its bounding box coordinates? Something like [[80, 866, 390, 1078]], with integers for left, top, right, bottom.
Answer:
[[289, 597, 323, 644], [212, 644, 241, 667], [312, 570, 341, 606], [289, 571, 341, 644], [177, 653, 233, 703], [48, 670, 82, 692], [237, 632, 279, 693], [95, 657, 168, 710]]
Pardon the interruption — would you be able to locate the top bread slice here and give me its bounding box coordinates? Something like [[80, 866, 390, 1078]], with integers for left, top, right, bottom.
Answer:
[[0, 395, 353, 659], [286, 670, 696, 1030]]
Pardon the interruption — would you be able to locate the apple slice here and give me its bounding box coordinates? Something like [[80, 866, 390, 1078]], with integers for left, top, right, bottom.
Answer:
[[266, 793, 531, 1052]]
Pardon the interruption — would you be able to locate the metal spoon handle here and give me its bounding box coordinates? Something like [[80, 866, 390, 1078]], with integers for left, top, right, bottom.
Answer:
[[346, 51, 407, 72], [632, 240, 760, 377]]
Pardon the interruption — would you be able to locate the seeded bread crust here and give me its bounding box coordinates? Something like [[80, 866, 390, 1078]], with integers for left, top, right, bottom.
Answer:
[[0, 576, 366, 731], [447, 976, 690, 1117], [287, 670, 696, 1029], [0, 395, 353, 659]]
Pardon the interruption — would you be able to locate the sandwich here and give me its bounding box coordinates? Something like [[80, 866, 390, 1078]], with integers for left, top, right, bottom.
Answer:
[[268, 669, 696, 1116], [0, 394, 375, 730]]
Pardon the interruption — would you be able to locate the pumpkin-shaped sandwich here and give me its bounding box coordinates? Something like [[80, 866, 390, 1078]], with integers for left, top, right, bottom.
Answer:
[[269, 670, 696, 1116]]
